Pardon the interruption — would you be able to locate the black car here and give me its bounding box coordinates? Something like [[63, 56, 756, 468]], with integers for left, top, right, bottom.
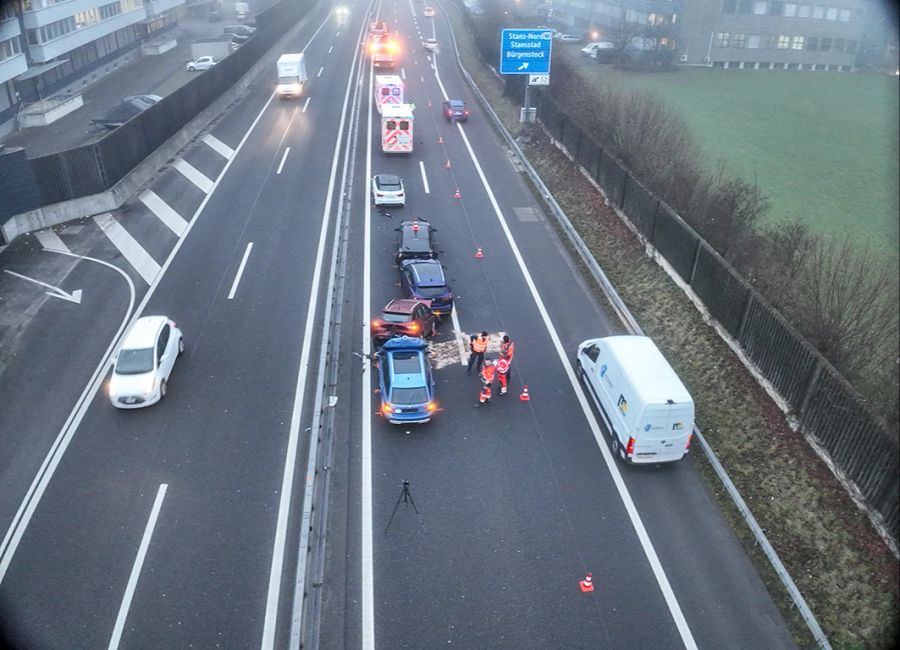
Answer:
[[395, 219, 437, 263], [443, 99, 469, 122], [399, 259, 453, 315]]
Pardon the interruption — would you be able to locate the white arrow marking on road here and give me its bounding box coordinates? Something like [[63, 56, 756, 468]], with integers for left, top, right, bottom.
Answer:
[[518, 62, 529, 71], [4, 270, 83, 304]]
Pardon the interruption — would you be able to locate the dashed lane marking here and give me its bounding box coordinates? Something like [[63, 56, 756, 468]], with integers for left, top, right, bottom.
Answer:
[[173, 158, 214, 194], [201, 133, 234, 159], [35, 229, 70, 253], [93, 213, 161, 285], [139, 190, 188, 236]]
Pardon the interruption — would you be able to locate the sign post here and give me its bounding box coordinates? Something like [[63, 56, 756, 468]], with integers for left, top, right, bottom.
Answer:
[[499, 29, 552, 123]]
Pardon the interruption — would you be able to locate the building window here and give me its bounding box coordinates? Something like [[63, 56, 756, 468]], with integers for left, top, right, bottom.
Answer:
[[769, 1, 783, 15], [791, 35, 804, 49], [747, 34, 761, 48], [798, 4, 811, 17], [784, 3, 797, 17], [738, 0, 753, 14], [722, 0, 737, 13], [26, 28, 39, 45], [807, 36, 819, 50], [820, 37, 832, 51], [838, 8, 850, 21], [715, 32, 730, 47], [845, 40, 856, 54], [777, 35, 790, 48], [0, 36, 22, 60], [762, 33, 778, 49], [833, 38, 845, 52], [753, 0, 766, 14], [812, 5, 824, 18], [825, 7, 837, 20], [731, 33, 747, 48]]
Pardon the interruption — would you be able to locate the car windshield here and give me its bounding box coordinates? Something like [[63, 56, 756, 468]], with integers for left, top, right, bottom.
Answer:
[[391, 351, 423, 375], [414, 285, 447, 297], [115, 348, 154, 374], [390, 386, 429, 405], [382, 312, 413, 323], [378, 176, 401, 191], [449, 101, 464, 109]]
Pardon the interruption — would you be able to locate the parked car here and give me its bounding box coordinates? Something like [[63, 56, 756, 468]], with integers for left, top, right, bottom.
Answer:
[[186, 56, 218, 71], [375, 336, 437, 424], [109, 316, 184, 409], [395, 219, 437, 263], [442, 99, 469, 122], [423, 6, 436, 17], [423, 37, 438, 51], [223, 25, 256, 42], [372, 174, 405, 206], [557, 34, 581, 43], [371, 299, 438, 342], [581, 41, 615, 57], [90, 95, 163, 130], [399, 259, 453, 315]]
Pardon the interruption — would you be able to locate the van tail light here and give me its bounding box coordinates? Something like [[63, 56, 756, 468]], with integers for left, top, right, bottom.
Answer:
[[685, 433, 693, 450], [626, 437, 635, 456]]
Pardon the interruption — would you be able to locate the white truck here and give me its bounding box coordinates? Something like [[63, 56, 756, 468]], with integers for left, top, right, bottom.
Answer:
[[374, 75, 404, 114], [577, 336, 694, 464], [276, 53, 307, 99]]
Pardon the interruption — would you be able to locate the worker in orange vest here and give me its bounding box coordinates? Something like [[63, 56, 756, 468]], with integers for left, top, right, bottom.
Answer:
[[496, 356, 510, 395], [500, 335, 515, 363], [476, 359, 496, 405], [466, 331, 489, 374]]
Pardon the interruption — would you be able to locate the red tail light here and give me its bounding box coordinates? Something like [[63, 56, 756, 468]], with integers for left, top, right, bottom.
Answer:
[[464, 110, 469, 115], [406, 322, 420, 334], [626, 437, 635, 456], [371, 319, 382, 329]]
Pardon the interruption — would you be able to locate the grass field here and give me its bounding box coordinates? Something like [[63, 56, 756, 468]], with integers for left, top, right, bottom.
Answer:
[[561, 50, 900, 259]]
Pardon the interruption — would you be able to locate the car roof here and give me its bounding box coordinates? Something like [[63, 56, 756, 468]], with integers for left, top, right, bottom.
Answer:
[[121, 316, 167, 349], [375, 173, 401, 185], [406, 260, 445, 285], [446, 99, 465, 106], [384, 299, 423, 314]]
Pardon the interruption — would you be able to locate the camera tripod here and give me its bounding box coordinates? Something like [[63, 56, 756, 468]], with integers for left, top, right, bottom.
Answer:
[[384, 480, 425, 534]]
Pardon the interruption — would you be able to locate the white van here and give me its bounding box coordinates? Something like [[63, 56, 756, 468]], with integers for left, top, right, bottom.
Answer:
[[577, 336, 694, 464], [581, 41, 615, 58]]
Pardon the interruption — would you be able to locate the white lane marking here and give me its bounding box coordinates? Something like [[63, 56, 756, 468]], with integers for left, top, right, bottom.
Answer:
[[201, 133, 234, 159], [418, 160, 430, 194], [139, 189, 188, 237], [277, 147, 291, 175], [172, 158, 214, 193], [336, 30, 341, 37], [450, 306, 466, 364], [4, 269, 82, 304], [400, 67, 406, 80], [433, 63, 699, 650], [93, 213, 161, 285], [317, 66, 324, 77], [108, 484, 167, 650], [328, 45, 333, 54], [260, 16, 366, 650], [302, 96, 311, 113], [227, 242, 254, 300], [35, 229, 69, 253]]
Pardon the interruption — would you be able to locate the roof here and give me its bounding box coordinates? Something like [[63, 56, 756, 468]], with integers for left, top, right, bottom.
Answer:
[[384, 299, 422, 314], [375, 75, 403, 84], [382, 104, 414, 119], [409, 261, 444, 287], [277, 53, 304, 63], [600, 336, 692, 404], [122, 316, 167, 349], [381, 336, 427, 352]]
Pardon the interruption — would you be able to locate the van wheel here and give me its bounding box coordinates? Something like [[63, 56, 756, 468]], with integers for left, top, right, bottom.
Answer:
[[160, 379, 168, 398], [610, 436, 621, 459]]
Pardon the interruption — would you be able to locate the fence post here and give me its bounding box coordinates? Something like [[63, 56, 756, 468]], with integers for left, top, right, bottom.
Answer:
[[798, 359, 823, 423], [735, 291, 755, 344], [687, 239, 703, 285]]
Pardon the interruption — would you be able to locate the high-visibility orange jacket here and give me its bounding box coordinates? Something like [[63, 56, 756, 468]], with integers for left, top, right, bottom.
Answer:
[[480, 364, 496, 384], [472, 335, 488, 353], [501, 340, 515, 361], [496, 358, 510, 374]]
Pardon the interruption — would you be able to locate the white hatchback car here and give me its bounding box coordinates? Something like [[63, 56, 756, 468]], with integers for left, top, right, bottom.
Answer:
[[186, 56, 218, 71], [372, 174, 405, 206], [423, 6, 435, 17], [109, 316, 184, 409], [423, 38, 438, 51]]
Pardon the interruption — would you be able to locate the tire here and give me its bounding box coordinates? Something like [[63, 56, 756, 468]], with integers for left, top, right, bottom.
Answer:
[[188, 66, 195, 71], [178, 337, 185, 355], [576, 361, 585, 382], [610, 435, 622, 460], [160, 379, 168, 399]]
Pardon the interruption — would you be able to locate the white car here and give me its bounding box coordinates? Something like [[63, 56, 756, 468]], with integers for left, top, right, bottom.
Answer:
[[558, 34, 581, 43], [372, 174, 405, 206], [423, 38, 438, 51], [109, 316, 184, 409], [186, 56, 218, 71], [423, 6, 435, 17]]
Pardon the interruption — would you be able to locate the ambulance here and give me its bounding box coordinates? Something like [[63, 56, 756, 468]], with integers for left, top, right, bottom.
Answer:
[[374, 75, 404, 114], [381, 104, 414, 153]]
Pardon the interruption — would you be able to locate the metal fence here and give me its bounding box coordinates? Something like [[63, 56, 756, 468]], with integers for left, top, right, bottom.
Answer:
[[533, 88, 899, 545]]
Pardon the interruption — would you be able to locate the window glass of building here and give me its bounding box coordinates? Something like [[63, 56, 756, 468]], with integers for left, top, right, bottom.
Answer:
[[768, 1, 783, 15], [753, 0, 766, 14], [784, 3, 797, 16], [798, 4, 810, 17]]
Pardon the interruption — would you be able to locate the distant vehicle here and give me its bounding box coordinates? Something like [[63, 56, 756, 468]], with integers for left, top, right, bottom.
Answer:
[[577, 336, 694, 464], [557, 34, 581, 43], [234, 1, 249, 21], [371, 299, 437, 342], [423, 6, 435, 17], [582, 41, 615, 57], [442, 99, 468, 122], [186, 56, 218, 71], [395, 219, 437, 263], [423, 37, 438, 51], [372, 173, 406, 206], [399, 259, 452, 315], [372, 37, 397, 68], [375, 336, 437, 424], [276, 52, 307, 98], [109, 316, 184, 409], [369, 20, 388, 35], [223, 25, 256, 42], [90, 95, 163, 129], [381, 103, 414, 153], [374, 74, 404, 114]]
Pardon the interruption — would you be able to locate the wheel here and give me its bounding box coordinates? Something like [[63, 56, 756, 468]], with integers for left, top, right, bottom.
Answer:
[[188, 66, 195, 71], [610, 435, 621, 459], [178, 337, 185, 355], [576, 361, 585, 382], [160, 379, 168, 398]]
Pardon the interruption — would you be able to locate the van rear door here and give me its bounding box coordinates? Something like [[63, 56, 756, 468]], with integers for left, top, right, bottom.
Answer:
[[632, 403, 693, 463]]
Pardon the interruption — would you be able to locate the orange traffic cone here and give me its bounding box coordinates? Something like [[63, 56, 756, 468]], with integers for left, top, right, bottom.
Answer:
[[445, 159, 451, 169], [475, 246, 483, 258], [579, 572, 594, 593], [438, 135, 444, 144], [454, 188, 461, 199], [519, 385, 530, 401]]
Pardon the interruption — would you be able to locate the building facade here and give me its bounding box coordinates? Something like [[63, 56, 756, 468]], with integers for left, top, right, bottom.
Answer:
[[545, 0, 869, 68]]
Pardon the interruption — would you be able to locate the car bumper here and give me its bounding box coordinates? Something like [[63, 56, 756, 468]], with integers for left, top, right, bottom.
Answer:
[[386, 413, 432, 424], [110, 389, 161, 409], [374, 195, 405, 206]]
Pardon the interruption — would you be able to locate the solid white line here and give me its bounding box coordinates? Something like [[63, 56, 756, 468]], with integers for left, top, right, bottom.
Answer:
[[336, 30, 341, 37], [139, 189, 188, 236], [277, 147, 291, 175], [450, 306, 466, 365], [201, 133, 234, 159], [302, 97, 311, 113], [400, 68, 406, 80], [433, 62, 699, 650], [418, 160, 430, 194], [35, 229, 69, 253], [107, 484, 167, 650], [260, 16, 365, 649], [317, 66, 324, 77], [172, 158, 215, 193], [328, 45, 333, 54], [94, 213, 161, 285], [227, 242, 254, 300]]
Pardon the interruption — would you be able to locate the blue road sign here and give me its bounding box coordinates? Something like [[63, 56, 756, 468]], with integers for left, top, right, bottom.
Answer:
[[499, 28, 552, 75]]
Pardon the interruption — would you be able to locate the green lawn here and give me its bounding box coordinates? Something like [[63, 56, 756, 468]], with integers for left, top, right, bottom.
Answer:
[[562, 51, 900, 258]]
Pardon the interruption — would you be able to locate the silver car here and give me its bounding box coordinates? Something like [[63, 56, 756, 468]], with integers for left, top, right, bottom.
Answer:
[[109, 316, 184, 408], [372, 174, 405, 207], [186, 56, 218, 71]]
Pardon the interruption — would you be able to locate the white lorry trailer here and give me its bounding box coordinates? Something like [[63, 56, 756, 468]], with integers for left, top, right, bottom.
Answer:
[[374, 75, 404, 114], [577, 336, 694, 464], [276, 53, 307, 99]]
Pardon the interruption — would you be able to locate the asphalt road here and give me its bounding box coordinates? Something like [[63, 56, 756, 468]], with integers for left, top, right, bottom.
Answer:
[[0, 0, 797, 648]]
